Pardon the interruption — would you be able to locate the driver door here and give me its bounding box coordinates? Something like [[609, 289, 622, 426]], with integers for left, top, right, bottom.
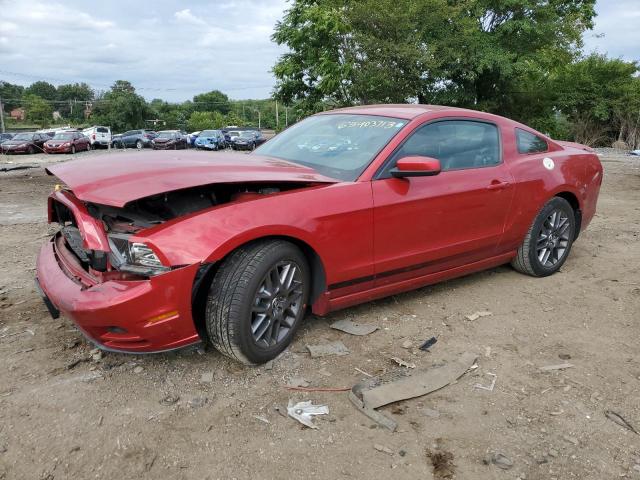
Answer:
[[372, 119, 515, 286]]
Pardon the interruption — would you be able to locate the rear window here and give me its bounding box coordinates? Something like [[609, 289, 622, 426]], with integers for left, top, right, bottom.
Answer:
[[516, 128, 548, 154], [96, 127, 108, 133]]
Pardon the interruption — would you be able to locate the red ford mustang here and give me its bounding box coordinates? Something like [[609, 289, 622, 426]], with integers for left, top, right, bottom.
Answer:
[[36, 105, 602, 364]]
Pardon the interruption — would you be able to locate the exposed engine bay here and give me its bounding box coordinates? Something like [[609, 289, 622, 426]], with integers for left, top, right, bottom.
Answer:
[[49, 182, 314, 276]]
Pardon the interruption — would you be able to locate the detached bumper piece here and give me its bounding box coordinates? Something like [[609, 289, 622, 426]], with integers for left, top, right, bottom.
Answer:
[[35, 235, 201, 353]]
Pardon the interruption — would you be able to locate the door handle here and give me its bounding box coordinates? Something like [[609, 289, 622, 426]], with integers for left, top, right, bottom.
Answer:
[[486, 180, 511, 191]]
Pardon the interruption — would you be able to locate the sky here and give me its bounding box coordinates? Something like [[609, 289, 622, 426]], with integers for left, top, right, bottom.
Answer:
[[0, 0, 637, 102]]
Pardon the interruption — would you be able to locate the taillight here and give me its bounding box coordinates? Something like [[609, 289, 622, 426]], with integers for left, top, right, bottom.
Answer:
[[92, 134, 96, 140]]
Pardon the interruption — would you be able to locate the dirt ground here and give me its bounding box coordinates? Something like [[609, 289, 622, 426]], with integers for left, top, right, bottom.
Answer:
[[0, 148, 638, 480]]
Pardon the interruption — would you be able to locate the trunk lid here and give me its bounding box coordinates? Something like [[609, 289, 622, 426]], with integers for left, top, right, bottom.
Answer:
[[46, 150, 338, 207]]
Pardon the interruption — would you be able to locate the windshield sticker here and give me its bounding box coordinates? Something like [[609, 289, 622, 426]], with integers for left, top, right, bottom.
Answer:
[[337, 120, 403, 130], [543, 157, 555, 170]]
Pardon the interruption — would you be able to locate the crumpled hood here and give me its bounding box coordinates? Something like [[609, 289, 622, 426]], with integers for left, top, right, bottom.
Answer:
[[46, 150, 338, 207]]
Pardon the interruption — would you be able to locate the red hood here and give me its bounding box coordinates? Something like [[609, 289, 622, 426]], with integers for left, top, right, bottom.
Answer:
[[46, 150, 338, 207]]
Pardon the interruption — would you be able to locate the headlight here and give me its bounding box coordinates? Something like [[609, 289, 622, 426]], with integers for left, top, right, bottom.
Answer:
[[108, 235, 169, 276]]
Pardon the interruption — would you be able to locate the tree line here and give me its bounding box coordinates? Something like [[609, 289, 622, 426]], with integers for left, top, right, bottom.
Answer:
[[271, 0, 640, 148], [0, 79, 284, 132]]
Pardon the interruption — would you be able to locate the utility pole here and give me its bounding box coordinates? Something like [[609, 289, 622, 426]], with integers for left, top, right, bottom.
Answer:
[[285, 107, 288, 127], [275, 100, 279, 128], [0, 96, 5, 133]]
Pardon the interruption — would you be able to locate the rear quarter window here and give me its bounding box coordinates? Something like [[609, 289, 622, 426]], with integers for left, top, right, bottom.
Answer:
[[516, 128, 548, 154]]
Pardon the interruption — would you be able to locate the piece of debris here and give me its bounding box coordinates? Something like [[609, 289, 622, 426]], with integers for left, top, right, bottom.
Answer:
[[330, 319, 378, 336], [188, 397, 208, 409], [373, 444, 394, 455], [558, 353, 572, 360], [419, 337, 438, 351], [91, 351, 103, 362], [604, 410, 639, 435], [402, 339, 413, 349], [306, 341, 350, 358], [287, 400, 329, 429], [200, 371, 214, 383], [354, 367, 373, 377], [465, 311, 492, 321], [427, 448, 455, 479], [287, 376, 310, 388], [562, 435, 579, 445], [318, 368, 332, 377], [474, 372, 497, 391], [285, 386, 350, 392], [390, 356, 416, 369], [539, 363, 574, 372], [264, 360, 274, 371], [160, 394, 180, 406], [490, 452, 514, 470], [349, 352, 477, 431], [133, 366, 144, 374], [252, 415, 270, 424]]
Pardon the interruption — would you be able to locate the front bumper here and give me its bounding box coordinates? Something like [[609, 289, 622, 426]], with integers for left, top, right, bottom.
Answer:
[[195, 142, 218, 150], [44, 145, 72, 153], [1, 145, 28, 153], [36, 235, 202, 353]]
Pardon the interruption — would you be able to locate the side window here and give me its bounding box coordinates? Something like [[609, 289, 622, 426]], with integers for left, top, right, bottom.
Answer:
[[516, 128, 548, 154], [382, 120, 500, 176]]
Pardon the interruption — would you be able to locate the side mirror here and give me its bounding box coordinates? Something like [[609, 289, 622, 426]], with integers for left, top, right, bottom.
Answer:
[[390, 156, 441, 178]]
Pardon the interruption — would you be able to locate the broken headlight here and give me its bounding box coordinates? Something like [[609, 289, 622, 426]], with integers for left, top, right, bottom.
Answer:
[[108, 234, 169, 276]]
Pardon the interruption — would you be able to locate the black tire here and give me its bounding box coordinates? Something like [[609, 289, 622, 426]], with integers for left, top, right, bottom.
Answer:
[[27, 145, 34, 154], [512, 197, 576, 277], [205, 240, 310, 365]]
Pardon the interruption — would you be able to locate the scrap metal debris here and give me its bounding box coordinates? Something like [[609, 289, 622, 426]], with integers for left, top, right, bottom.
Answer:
[[329, 319, 379, 336], [604, 410, 639, 435], [539, 363, 574, 372], [306, 341, 350, 358], [474, 372, 497, 391], [287, 400, 329, 429], [349, 352, 477, 431], [373, 444, 394, 455], [465, 311, 492, 321], [390, 356, 416, 369], [419, 336, 438, 351]]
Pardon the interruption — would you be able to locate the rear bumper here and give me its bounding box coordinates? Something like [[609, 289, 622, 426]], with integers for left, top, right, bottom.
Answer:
[[35, 236, 202, 353]]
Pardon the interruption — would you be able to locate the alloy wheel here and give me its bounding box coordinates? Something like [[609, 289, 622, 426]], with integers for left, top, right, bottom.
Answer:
[[536, 209, 571, 268], [250, 261, 304, 348]]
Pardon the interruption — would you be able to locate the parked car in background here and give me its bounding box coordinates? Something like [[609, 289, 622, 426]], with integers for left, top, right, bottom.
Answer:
[[194, 130, 226, 150], [231, 130, 266, 150], [187, 131, 200, 147], [0, 133, 14, 144], [44, 131, 91, 154], [151, 130, 188, 150], [37, 105, 602, 364], [83, 126, 112, 149], [224, 130, 242, 143], [0, 132, 48, 154], [112, 130, 157, 149]]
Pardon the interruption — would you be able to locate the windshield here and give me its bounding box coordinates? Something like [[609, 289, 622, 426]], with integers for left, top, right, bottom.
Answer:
[[13, 133, 33, 141], [53, 133, 74, 140], [157, 132, 175, 139], [200, 130, 217, 136], [228, 131, 240, 137], [254, 114, 407, 181], [239, 131, 254, 138]]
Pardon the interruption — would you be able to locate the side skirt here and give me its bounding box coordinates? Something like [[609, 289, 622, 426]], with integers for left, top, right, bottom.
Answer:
[[312, 251, 516, 315]]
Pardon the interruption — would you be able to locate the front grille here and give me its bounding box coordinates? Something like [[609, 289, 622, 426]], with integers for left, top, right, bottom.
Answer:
[[61, 226, 89, 263]]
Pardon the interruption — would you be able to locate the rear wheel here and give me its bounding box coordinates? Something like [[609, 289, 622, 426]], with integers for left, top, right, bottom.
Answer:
[[135, 140, 143, 149], [27, 145, 34, 154], [512, 197, 575, 277], [205, 240, 310, 365]]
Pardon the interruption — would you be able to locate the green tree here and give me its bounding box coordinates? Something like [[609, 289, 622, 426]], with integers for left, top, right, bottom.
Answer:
[[56, 83, 94, 120], [272, 0, 597, 119], [23, 94, 53, 127], [187, 111, 226, 131], [25, 81, 57, 101], [0, 81, 25, 110], [193, 90, 231, 114], [91, 81, 151, 132]]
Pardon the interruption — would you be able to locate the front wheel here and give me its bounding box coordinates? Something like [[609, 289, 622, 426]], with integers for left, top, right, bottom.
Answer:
[[512, 197, 576, 277], [205, 240, 310, 365], [135, 140, 143, 149]]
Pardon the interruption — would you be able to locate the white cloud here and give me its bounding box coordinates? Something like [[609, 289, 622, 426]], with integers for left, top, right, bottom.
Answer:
[[173, 8, 207, 26]]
